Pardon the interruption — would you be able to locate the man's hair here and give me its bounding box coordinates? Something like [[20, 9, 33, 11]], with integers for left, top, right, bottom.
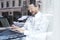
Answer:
[[28, 3, 40, 8]]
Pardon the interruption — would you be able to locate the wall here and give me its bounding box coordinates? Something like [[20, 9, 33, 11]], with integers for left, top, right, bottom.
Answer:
[[41, 0, 60, 40]]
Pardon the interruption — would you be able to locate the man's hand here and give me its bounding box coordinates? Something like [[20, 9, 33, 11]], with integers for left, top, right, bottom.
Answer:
[[10, 25, 24, 33]]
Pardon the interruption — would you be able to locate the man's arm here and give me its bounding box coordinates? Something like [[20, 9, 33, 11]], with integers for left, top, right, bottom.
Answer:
[[10, 25, 25, 33]]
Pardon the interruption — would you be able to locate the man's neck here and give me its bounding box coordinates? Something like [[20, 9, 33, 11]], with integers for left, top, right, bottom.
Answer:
[[32, 11, 39, 16]]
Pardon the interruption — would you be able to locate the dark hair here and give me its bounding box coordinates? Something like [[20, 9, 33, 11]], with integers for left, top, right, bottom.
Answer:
[[29, 3, 40, 8]]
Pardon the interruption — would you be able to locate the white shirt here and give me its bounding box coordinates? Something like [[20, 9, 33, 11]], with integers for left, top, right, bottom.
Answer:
[[22, 11, 49, 40]]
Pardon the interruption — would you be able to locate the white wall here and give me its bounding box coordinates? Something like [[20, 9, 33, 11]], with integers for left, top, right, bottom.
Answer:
[[41, 0, 60, 40], [41, 0, 53, 14], [51, 0, 60, 40]]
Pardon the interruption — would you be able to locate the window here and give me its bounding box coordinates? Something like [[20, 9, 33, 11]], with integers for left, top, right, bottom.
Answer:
[[12, 1, 15, 7], [6, 1, 9, 7], [19, 0, 21, 6], [1, 2, 4, 8]]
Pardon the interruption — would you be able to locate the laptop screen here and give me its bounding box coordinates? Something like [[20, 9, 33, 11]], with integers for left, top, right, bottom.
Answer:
[[0, 18, 10, 27]]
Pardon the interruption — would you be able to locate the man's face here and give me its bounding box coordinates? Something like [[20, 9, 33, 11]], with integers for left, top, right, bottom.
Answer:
[[28, 5, 36, 15]]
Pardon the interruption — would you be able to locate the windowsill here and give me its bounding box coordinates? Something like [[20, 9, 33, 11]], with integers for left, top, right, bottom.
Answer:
[[0, 6, 22, 10]]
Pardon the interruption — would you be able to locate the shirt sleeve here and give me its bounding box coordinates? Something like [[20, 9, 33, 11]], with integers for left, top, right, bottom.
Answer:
[[21, 17, 33, 35]]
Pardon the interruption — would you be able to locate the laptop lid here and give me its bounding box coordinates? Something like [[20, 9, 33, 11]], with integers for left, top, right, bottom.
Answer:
[[0, 18, 10, 27]]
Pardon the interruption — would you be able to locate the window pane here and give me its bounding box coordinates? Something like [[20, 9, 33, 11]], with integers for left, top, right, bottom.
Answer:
[[6, 1, 9, 7], [19, 0, 21, 6], [12, 1, 15, 7], [1, 2, 4, 8]]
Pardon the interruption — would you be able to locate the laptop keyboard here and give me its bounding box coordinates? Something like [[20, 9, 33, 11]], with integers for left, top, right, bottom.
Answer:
[[0, 29, 26, 40]]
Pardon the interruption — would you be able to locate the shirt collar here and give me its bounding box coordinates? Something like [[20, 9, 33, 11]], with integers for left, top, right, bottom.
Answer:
[[35, 11, 41, 17]]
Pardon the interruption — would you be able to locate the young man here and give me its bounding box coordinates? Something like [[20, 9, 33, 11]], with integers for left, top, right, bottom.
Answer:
[[10, 4, 49, 40]]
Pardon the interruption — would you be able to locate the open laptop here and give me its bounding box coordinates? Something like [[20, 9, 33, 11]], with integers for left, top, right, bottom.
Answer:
[[0, 17, 11, 30]]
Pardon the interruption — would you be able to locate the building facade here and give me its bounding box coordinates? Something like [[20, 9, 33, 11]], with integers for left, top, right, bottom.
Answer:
[[0, 0, 30, 16]]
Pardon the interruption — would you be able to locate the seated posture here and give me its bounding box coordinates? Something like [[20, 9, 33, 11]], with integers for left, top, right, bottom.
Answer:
[[10, 4, 49, 40]]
